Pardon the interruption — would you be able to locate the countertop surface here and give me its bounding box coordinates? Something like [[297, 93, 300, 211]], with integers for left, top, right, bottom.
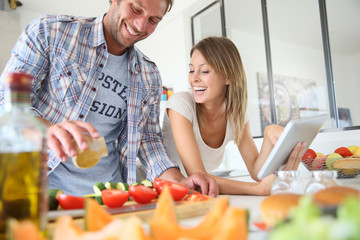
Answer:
[[178, 172, 360, 240]]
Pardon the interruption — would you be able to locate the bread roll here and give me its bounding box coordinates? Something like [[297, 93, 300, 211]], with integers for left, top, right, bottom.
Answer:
[[312, 186, 360, 206], [260, 193, 302, 228], [333, 158, 360, 169]]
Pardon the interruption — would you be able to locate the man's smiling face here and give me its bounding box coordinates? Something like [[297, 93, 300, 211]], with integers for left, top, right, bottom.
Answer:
[[104, 0, 167, 55]]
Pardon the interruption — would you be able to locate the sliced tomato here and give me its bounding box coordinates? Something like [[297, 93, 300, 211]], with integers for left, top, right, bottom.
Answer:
[[57, 194, 85, 210], [253, 222, 267, 231], [129, 185, 158, 204], [153, 177, 189, 201], [101, 189, 129, 208], [184, 192, 210, 202], [158, 182, 188, 201], [153, 177, 166, 194]]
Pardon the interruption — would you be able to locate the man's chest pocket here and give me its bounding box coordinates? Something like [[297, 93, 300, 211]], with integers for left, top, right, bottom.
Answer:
[[138, 94, 157, 130], [50, 58, 88, 108]]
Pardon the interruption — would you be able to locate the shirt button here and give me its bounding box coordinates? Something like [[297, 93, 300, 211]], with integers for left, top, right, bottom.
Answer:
[[79, 114, 84, 119], [67, 71, 71, 76], [103, 46, 106, 50], [99, 64, 104, 68], [92, 87, 96, 92], [143, 100, 147, 104]]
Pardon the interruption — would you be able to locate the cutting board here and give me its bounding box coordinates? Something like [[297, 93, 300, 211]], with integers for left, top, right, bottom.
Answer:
[[47, 198, 215, 232]]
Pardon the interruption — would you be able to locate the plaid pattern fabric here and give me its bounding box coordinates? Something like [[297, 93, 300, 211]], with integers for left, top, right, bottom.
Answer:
[[0, 14, 178, 184]]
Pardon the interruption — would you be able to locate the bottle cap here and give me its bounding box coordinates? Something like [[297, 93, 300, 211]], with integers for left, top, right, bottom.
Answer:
[[3, 72, 31, 92]]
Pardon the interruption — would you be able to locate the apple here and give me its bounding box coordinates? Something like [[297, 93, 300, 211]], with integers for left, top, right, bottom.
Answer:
[[353, 147, 360, 157], [325, 153, 343, 169], [312, 152, 326, 170], [348, 145, 359, 154], [302, 148, 317, 170], [334, 147, 352, 157]]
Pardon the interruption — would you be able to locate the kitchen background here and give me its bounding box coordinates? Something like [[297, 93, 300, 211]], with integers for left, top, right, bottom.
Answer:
[[1, 0, 359, 171]]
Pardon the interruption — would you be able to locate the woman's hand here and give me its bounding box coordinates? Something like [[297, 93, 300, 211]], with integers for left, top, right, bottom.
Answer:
[[181, 172, 219, 197], [257, 174, 277, 195], [282, 141, 306, 171], [263, 124, 284, 146]]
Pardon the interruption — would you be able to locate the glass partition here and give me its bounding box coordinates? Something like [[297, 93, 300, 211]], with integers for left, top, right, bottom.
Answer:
[[266, 0, 331, 131], [224, 0, 267, 136], [194, 0, 360, 136], [191, 1, 224, 46], [326, 0, 360, 128]]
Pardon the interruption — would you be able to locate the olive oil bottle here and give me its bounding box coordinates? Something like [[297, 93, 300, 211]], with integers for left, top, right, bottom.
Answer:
[[0, 72, 48, 239]]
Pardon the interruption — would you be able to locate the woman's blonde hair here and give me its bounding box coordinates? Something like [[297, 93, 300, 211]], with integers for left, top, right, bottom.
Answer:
[[190, 36, 248, 145]]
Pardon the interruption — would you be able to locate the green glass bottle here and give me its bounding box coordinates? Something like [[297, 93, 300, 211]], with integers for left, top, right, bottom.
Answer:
[[0, 72, 48, 238]]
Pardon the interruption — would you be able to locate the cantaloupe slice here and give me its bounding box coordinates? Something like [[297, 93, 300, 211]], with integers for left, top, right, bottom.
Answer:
[[210, 207, 248, 240], [54, 215, 124, 240], [150, 185, 181, 240], [80, 219, 123, 240], [150, 188, 247, 240], [53, 215, 85, 240], [7, 218, 47, 240], [120, 216, 150, 240], [179, 197, 229, 239], [84, 198, 114, 231], [151, 185, 177, 223]]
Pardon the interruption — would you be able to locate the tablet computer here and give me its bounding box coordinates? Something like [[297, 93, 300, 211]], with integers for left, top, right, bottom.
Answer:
[[257, 113, 328, 179]]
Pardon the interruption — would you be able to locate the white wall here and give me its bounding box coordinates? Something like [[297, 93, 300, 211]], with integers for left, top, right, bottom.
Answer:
[[333, 53, 360, 125], [136, 0, 214, 92], [222, 129, 360, 172], [2, 0, 359, 173], [0, 11, 21, 72]]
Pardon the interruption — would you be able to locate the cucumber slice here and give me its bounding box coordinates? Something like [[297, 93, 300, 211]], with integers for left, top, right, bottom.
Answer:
[[83, 193, 98, 198], [48, 189, 63, 210], [105, 181, 117, 189], [83, 193, 103, 205], [140, 179, 153, 188], [93, 182, 106, 195], [116, 182, 129, 191]]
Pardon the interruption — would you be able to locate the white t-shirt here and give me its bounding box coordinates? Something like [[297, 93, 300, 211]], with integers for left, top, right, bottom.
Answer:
[[162, 91, 244, 177]]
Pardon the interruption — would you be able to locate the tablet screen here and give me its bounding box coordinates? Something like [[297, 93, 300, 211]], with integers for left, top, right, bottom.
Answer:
[[257, 114, 328, 179]]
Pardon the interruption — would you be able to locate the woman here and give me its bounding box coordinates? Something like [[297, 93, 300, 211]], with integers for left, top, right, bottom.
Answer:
[[162, 36, 305, 195]]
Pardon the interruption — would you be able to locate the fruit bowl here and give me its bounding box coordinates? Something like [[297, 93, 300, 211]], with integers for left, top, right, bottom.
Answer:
[[301, 146, 360, 179]]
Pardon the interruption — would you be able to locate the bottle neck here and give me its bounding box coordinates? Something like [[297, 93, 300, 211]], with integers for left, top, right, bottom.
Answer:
[[3, 89, 31, 113]]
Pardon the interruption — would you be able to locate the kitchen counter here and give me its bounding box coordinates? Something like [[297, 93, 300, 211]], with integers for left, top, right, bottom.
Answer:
[[178, 173, 360, 240]]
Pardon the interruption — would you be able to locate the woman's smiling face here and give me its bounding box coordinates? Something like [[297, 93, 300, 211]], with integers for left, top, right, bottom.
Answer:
[[188, 49, 229, 104]]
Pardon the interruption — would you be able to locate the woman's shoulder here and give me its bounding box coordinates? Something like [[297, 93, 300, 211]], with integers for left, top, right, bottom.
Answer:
[[167, 90, 194, 105], [170, 90, 193, 100], [166, 90, 196, 120]]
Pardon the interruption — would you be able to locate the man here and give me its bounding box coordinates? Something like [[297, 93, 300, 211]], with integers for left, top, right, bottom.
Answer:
[[0, 0, 218, 196]]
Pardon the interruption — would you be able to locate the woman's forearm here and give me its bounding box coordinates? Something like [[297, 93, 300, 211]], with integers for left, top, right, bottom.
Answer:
[[208, 173, 275, 195]]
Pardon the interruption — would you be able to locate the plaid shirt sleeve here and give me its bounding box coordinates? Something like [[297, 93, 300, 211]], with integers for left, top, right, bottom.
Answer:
[[0, 15, 107, 174], [123, 48, 179, 183], [137, 89, 179, 181]]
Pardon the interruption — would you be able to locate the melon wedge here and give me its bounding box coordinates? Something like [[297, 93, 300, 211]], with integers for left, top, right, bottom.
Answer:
[[84, 198, 114, 231], [7, 218, 47, 240]]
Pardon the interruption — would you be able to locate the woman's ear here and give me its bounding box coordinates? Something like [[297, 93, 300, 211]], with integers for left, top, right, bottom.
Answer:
[[225, 78, 230, 85]]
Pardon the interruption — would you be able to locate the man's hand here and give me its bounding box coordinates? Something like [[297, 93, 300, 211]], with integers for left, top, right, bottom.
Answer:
[[39, 119, 99, 162]]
